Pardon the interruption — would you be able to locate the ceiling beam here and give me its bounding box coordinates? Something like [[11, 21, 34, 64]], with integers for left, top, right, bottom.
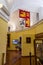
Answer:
[[0, 4, 10, 22]]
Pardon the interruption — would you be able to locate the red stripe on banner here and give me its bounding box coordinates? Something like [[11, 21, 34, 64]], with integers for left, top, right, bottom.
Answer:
[[25, 18, 30, 27], [26, 11, 30, 18]]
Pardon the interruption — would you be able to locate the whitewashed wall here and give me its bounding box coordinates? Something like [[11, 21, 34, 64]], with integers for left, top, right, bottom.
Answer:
[[38, 7, 43, 21], [30, 12, 39, 26]]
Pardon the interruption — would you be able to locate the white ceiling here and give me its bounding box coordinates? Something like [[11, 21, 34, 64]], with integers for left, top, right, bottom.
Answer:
[[0, 0, 43, 31], [5, 0, 15, 9], [5, 0, 21, 12], [4, 0, 43, 13]]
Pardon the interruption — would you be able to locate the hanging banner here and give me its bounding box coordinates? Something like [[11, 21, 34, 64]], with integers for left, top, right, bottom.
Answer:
[[25, 18, 30, 27], [19, 9, 30, 27], [26, 12, 30, 18], [19, 10, 30, 18], [19, 10, 26, 18]]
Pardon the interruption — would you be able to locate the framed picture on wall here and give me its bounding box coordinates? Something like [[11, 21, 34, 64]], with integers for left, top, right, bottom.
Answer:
[[26, 37, 31, 43]]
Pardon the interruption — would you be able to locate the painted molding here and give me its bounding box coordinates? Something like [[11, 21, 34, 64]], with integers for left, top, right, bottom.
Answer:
[[1, 5, 10, 16], [0, 5, 10, 22], [0, 9, 9, 22]]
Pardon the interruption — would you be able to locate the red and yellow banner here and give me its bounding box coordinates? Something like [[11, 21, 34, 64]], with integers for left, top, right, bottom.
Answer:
[[19, 9, 30, 27], [19, 10, 26, 18], [19, 9, 30, 18], [25, 18, 30, 27]]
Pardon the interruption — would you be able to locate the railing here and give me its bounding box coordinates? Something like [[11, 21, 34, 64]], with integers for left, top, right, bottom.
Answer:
[[36, 56, 43, 65], [6, 50, 36, 65], [29, 52, 35, 65]]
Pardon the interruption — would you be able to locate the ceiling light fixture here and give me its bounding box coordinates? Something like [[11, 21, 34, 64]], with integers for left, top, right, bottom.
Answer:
[[0, 4, 3, 8]]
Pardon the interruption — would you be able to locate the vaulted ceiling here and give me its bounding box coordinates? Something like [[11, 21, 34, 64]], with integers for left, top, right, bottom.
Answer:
[[4, 0, 43, 13]]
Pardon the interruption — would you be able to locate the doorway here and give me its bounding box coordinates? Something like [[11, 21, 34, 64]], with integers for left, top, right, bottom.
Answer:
[[34, 39, 43, 65]]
